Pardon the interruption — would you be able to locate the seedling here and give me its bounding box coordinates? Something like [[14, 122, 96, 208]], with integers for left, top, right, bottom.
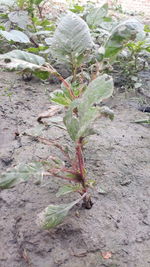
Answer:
[[0, 12, 144, 229]]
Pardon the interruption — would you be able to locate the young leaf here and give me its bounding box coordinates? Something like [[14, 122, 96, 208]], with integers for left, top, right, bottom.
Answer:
[[64, 74, 114, 140], [37, 194, 86, 229], [50, 90, 72, 107], [56, 184, 81, 197], [63, 102, 80, 141], [0, 162, 46, 189]]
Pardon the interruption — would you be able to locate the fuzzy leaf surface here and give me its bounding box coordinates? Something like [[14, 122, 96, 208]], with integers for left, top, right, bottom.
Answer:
[[37, 195, 85, 229], [0, 162, 46, 189], [0, 50, 45, 65], [86, 3, 108, 27], [64, 74, 114, 140], [50, 12, 93, 65], [0, 30, 30, 43]]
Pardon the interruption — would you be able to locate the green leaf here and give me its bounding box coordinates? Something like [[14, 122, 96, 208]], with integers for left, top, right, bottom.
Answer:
[[86, 3, 108, 27], [56, 184, 81, 197], [34, 0, 43, 4], [0, 162, 46, 189], [79, 74, 114, 114], [64, 74, 114, 141], [34, 70, 49, 80], [8, 11, 29, 29], [70, 5, 85, 13], [37, 194, 86, 229], [0, 30, 30, 43], [76, 107, 99, 139], [63, 100, 80, 140], [0, 50, 45, 65], [104, 19, 144, 58], [50, 12, 93, 65], [50, 90, 72, 107], [144, 25, 150, 33]]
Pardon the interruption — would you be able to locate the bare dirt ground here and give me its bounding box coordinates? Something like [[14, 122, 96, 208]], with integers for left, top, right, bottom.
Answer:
[[0, 70, 150, 267]]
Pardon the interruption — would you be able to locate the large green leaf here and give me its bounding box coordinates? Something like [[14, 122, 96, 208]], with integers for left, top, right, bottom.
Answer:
[[86, 3, 108, 28], [0, 162, 46, 189], [50, 12, 93, 65], [37, 194, 86, 229], [64, 74, 114, 141], [8, 11, 29, 29], [0, 30, 30, 43], [79, 74, 114, 114], [104, 19, 144, 58]]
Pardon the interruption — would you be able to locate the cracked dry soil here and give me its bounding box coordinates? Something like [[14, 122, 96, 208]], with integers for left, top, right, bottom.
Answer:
[[0, 71, 150, 267]]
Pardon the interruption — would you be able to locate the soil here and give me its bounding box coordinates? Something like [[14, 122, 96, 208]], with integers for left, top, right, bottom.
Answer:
[[0, 70, 150, 267]]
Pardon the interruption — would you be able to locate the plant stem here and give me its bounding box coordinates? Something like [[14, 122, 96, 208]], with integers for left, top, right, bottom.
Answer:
[[76, 139, 85, 187], [41, 64, 76, 100], [75, 138, 93, 209]]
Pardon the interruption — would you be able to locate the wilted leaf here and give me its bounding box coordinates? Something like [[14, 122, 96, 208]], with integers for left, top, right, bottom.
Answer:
[[0, 162, 46, 189], [0, 58, 42, 72], [104, 19, 144, 58], [24, 124, 45, 137], [37, 194, 86, 229], [0, 50, 45, 65]]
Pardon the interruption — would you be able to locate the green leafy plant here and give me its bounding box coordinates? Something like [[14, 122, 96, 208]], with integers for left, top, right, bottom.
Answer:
[[0, 9, 146, 229], [0, 45, 114, 228]]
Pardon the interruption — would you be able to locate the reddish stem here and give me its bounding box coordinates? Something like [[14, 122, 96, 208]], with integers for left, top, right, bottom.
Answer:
[[41, 64, 76, 100], [75, 138, 86, 189]]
